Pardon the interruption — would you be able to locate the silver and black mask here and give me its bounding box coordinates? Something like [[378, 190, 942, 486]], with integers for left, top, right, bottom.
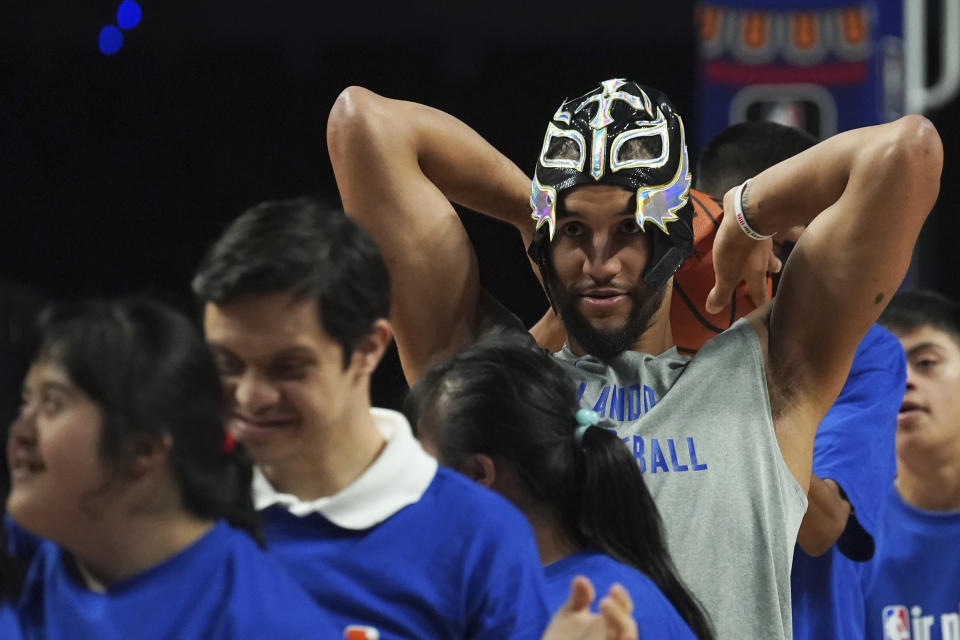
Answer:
[[529, 79, 694, 290]]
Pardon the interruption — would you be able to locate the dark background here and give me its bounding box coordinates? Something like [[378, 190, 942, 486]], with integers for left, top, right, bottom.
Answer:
[[2, 1, 957, 409]]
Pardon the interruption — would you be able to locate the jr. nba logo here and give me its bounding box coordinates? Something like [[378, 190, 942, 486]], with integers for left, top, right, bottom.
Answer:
[[883, 605, 911, 640]]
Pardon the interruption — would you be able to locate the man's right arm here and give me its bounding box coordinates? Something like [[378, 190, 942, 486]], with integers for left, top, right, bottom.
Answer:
[[327, 87, 532, 383]]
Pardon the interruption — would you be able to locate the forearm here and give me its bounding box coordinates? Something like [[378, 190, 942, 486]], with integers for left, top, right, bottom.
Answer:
[[736, 115, 942, 237], [796, 476, 851, 556], [328, 86, 531, 233], [744, 115, 939, 383]]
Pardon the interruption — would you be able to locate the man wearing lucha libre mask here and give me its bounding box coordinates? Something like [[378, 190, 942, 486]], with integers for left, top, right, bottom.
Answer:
[[327, 79, 942, 640]]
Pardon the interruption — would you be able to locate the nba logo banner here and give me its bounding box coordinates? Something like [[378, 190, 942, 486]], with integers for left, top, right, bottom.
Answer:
[[883, 605, 911, 640]]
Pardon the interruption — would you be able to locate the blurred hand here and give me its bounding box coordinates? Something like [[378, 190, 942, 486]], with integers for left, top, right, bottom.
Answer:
[[540, 576, 638, 640]]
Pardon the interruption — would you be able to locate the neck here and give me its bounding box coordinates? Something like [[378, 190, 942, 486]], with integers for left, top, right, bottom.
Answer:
[[630, 312, 674, 356], [71, 506, 213, 589], [527, 510, 582, 565], [896, 453, 960, 511], [261, 402, 386, 501]]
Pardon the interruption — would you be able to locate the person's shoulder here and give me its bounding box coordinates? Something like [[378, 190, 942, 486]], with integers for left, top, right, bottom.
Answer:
[[854, 323, 905, 367], [0, 602, 22, 640], [547, 551, 656, 596], [423, 469, 536, 542], [694, 312, 766, 359], [575, 553, 665, 600], [3, 515, 45, 563], [548, 552, 695, 637], [208, 524, 339, 638], [429, 467, 527, 518]]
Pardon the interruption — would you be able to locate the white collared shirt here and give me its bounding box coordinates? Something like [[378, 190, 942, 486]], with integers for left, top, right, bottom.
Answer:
[[251, 408, 438, 530]]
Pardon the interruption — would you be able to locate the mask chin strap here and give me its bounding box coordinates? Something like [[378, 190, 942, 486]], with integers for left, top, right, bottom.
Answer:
[[641, 199, 696, 289], [642, 245, 686, 290]]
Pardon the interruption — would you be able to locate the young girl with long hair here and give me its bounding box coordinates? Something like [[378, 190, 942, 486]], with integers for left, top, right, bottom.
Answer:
[[4, 297, 336, 639], [406, 333, 714, 640]]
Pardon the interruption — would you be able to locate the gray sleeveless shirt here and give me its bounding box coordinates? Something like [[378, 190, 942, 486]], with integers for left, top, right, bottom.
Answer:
[[552, 318, 807, 640]]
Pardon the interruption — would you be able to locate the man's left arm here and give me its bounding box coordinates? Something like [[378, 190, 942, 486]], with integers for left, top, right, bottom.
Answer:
[[707, 115, 941, 490]]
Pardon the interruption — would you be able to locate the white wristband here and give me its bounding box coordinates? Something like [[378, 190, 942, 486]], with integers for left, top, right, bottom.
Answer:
[[733, 180, 774, 241]]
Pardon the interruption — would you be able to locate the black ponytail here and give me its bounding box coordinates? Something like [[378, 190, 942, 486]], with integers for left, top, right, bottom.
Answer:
[[173, 439, 262, 546], [576, 425, 713, 640]]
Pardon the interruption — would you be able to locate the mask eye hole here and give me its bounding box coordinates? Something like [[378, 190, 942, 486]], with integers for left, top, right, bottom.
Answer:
[[616, 136, 662, 164], [538, 124, 586, 171], [610, 121, 670, 172], [545, 137, 581, 163]]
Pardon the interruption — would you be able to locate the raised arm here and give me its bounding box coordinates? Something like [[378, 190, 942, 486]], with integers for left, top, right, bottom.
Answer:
[[327, 87, 532, 383], [707, 115, 942, 488]]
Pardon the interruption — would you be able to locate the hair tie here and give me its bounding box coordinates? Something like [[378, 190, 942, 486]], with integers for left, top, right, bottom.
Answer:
[[574, 408, 600, 445], [221, 431, 236, 455]]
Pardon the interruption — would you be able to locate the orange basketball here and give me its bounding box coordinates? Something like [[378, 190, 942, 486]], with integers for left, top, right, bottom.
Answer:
[[670, 189, 772, 355]]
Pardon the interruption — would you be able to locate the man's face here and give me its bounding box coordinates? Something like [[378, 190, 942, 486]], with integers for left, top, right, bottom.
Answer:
[[895, 325, 960, 463], [547, 184, 667, 358], [203, 293, 359, 468]]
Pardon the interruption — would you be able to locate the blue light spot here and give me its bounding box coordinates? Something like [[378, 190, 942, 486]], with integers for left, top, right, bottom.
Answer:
[[117, 1, 142, 30], [98, 25, 124, 55]]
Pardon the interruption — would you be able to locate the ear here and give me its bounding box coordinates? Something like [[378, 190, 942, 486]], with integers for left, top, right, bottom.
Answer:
[[349, 318, 394, 377], [459, 453, 497, 489], [126, 433, 173, 478]]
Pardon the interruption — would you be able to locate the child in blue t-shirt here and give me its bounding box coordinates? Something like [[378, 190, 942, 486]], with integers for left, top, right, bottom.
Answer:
[[406, 333, 713, 640], [864, 291, 960, 640], [5, 297, 336, 639]]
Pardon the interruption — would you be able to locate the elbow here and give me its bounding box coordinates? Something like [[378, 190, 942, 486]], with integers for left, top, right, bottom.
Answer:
[[796, 480, 851, 556], [897, 114, 943, 170], [326, 86, 382, 160], [796, 529, 837, 557], [797, 516, 847, 556], [888, 115, 944, 190], [865, 115, 944, 225]]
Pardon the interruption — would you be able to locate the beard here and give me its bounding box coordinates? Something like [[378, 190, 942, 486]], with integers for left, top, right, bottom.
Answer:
[[552, 280, 668, 360]]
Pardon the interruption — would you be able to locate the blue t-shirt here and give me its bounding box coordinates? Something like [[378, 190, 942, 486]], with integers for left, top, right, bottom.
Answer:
[[792, 324, 905, 640], [7, 518, 337, 639], [861, 487, 960, 640], [544, 550, 697, 639], [0, 603, 22, 640], [262, 467, 550, 639]]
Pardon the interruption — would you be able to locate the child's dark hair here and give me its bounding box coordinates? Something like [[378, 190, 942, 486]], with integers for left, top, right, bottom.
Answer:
[[35, 296, 261, 543], [405, 333, 713, 640], [695, 121, 818, 197], [879, 289, 960, 346]]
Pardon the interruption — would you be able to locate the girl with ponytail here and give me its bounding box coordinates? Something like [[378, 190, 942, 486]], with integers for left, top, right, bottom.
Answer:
[[5, 297, 336, 639], [406, 332, 714, 640]]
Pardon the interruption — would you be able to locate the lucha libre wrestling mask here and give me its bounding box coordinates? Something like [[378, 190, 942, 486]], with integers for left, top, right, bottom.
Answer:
[[528, 79, 694, 291]]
